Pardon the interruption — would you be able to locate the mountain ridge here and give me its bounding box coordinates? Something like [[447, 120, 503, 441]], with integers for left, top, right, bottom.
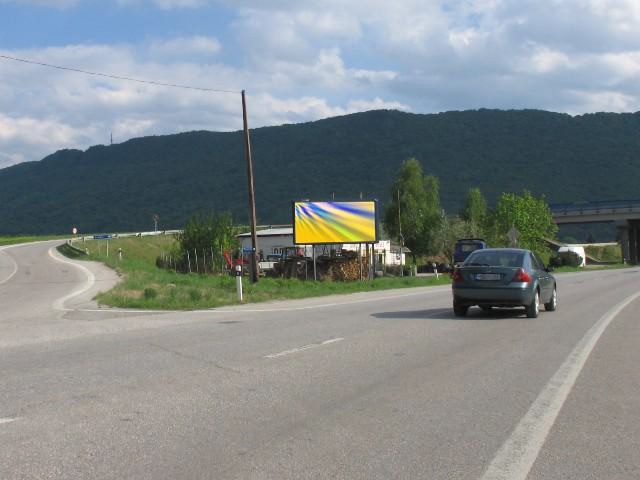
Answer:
[[1, 108, 639, 235]]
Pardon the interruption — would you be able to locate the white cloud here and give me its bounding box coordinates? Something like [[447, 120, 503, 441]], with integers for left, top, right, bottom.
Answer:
[[117, 0, 208, 8], [148, 36, 222, 57], [3, 1, 640, 168], [152, 0, 206, 9], [516, 45, 573, 74], [0, 113, 98, 168], [568, 89, 637, 113]]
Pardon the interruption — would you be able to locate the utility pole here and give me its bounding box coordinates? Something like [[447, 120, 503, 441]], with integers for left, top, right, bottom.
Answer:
[[398, 189, 404, 277], [242, 90, 259, 283]]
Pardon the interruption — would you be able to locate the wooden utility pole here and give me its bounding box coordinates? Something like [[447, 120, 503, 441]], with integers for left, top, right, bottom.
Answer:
[[242, 90, 259, 283], [398, 189, 404, 277]]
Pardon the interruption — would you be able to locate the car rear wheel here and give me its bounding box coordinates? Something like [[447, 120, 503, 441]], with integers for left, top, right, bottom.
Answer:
[[526, 290, 540, 318], [544, 287, 557, 311], [453, 302, 468, 317]]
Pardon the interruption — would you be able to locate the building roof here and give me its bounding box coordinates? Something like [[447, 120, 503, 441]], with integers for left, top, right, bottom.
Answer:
[[237, 227, 293, 238]]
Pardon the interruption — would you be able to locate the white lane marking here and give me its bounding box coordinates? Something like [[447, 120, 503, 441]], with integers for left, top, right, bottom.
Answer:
[[481, 290, 640, 480], [0, 417, 19, 425], [0, 247, 19, 285], [61, 286, 451, 314], [265, 337, 344, 358], [48, 247, 96, 311], [213, 288, 449, 313]]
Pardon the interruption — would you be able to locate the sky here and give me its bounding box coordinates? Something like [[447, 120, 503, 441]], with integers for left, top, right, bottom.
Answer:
[[1, 0, 640, 169]]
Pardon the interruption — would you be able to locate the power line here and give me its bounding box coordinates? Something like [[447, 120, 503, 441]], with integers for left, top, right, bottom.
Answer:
[[0, 54, 240, 94]]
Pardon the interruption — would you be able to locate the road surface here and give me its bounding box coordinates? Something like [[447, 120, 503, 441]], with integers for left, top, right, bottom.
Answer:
[[1, 241, 639, 479]]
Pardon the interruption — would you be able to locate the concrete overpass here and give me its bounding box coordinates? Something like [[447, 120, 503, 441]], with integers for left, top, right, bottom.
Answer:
[[551, 200, 640, 264]]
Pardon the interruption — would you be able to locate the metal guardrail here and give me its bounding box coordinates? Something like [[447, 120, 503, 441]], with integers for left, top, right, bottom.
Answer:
[[76, 230, 182, 241], [551, 200, 640, 216]]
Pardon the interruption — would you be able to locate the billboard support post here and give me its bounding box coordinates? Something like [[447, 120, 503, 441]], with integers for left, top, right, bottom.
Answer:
[[313, 245, 317, 281]]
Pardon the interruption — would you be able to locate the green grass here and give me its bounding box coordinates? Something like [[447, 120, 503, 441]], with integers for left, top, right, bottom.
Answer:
[[61, 235, 451, 310], [57, 243, 88, 259], [0, 235, 68, 246], [553, 263, 631, 273], [584, 244, 622, 263]]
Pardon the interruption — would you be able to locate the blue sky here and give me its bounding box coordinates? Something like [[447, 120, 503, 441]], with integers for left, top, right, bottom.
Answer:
[[1, 0, 640, 168]]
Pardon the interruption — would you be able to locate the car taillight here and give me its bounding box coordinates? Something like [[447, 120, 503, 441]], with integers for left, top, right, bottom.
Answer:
[[512, 268, 532, 283], [451, 269, 464, 283]]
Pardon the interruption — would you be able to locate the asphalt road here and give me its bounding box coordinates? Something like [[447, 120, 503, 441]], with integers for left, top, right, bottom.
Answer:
[[1, 241, 639, 479]]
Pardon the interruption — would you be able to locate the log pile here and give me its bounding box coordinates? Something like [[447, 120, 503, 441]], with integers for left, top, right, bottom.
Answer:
[[274, 249, 372, 281], [322, 255, 370, 281]]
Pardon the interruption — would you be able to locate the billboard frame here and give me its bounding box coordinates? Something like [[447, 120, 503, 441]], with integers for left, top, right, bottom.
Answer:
[[292, 199, 380, 246]]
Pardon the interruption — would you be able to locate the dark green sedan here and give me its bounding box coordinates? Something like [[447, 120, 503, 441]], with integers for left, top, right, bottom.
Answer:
[[451, 248, 557, 318]]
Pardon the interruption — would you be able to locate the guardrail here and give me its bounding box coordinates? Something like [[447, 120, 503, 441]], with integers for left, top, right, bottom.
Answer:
[[551, 200, 640, 216], [75, 230, 182, 242]]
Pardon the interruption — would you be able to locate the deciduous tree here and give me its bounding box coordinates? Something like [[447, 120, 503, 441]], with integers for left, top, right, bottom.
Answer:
[[384, 158, 441, 259], [487, 191, 557, 259]]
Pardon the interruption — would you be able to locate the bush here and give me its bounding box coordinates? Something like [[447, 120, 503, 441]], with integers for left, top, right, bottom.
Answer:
[[550, 251, 583, 268], [143, 287, 157, 299]]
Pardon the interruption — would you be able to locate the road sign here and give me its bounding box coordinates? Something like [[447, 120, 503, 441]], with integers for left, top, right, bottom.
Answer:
[[93, 234, 112, 240], [507, 227, 520, 247], [72, 227, 78, 235]]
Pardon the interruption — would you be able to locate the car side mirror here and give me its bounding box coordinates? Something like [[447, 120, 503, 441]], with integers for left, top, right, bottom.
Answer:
[[545, 265, 554, 272]]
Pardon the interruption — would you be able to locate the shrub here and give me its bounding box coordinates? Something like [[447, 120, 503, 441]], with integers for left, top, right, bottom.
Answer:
[[143, 287, 157, 299], [550, 251, 583, 267]]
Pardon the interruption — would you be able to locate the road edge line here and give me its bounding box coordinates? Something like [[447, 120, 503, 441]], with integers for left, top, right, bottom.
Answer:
[[48, 246, 96, 311], [0, 246, 19, 285], [480, 290, 640, 480]]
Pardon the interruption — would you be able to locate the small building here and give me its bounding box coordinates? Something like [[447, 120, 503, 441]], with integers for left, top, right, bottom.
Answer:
[[237, 227, 406, 265], [372, 239, 408, 266], [237, 227, 302, 259]]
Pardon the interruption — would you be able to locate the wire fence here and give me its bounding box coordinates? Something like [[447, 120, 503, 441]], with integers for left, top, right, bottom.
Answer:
[[157, 248, 233, 275]]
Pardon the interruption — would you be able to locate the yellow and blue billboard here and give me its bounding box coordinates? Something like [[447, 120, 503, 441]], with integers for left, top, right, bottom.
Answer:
[[293, 200, 379, 245]]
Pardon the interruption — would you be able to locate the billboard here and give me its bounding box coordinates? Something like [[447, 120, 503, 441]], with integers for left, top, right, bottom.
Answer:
[[293, 200, 379, 245]]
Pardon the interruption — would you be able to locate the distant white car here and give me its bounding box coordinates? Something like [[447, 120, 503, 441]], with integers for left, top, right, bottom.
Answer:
[[558, 246, 586, 266]]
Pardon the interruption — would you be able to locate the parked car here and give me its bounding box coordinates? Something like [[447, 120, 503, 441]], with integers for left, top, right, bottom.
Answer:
[[453, 238, 488, 265], [451, 248, 556, 318]]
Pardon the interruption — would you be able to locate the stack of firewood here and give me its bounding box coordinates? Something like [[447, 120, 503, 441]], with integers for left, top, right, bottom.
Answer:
[[325, 256, 370, 281]]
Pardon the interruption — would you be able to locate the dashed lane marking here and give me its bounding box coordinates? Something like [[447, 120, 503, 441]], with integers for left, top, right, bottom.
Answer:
[[265, 337, 345, 358]]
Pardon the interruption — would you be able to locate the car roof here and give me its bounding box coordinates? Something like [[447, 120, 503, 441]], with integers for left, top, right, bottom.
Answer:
[[470, 248, 530, 254]]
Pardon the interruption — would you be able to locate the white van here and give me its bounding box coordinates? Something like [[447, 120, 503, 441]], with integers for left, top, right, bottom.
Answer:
[[558, 246, 586, 267]]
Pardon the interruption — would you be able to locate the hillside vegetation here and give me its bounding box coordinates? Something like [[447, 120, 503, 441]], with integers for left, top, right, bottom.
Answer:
[[1, 109, 639, 235]]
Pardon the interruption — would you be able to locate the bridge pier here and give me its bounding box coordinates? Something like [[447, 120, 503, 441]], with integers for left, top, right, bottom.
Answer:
[[552, 200, 640, 265], [617, 220, 640, 264]]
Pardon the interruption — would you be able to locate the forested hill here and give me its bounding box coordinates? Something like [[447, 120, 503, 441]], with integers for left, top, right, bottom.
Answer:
[[1, 108, 640, 235]]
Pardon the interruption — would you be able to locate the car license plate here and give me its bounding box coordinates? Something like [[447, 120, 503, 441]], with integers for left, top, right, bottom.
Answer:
[[475, 273, 501, 281]]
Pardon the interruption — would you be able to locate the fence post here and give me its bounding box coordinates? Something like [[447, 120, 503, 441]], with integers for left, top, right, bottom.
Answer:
[[235, 264, 243, 301], [187, 250, 192, 273]]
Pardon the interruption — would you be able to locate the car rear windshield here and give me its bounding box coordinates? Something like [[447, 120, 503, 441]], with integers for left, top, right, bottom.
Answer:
[[464, 251, 524, 267]]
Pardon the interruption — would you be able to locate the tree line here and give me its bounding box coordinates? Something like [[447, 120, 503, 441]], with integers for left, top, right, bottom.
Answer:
[[383, 158, 557, 264]]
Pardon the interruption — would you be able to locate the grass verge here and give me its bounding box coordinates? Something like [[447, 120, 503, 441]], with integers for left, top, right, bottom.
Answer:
[[61, 235, 451, 310], [1, 235, 67, 246], [553, 263, 631, 273]]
